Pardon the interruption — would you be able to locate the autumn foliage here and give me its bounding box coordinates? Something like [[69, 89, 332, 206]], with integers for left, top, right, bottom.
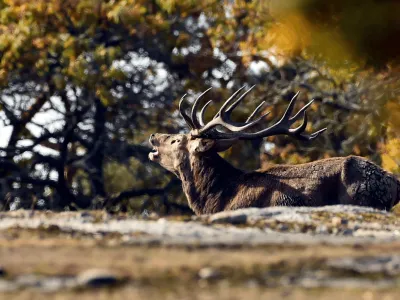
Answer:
[[0, 0, 399, 213]]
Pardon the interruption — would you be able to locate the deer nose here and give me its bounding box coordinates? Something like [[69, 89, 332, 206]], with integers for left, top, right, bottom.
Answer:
[[149, 134, 156, 145]]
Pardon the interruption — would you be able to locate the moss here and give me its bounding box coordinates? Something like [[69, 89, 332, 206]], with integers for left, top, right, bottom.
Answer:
[[391, 203, 400, 216]]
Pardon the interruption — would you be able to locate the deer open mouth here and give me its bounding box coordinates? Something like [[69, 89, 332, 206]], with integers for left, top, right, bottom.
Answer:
[[151, 147, 159, 154], [149, 147, 159, 161]]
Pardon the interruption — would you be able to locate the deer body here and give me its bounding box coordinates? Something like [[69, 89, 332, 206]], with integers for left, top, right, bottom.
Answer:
[[149, 87, 400, 215], [173, 145, 399, 214]]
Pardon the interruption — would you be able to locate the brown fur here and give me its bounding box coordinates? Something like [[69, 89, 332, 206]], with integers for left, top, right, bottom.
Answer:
[[149, 133, 400, 215]]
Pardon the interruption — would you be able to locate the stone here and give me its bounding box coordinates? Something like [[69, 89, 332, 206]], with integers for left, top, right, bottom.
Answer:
[[341, 229, 354, 236], [331, 217, 342, 227], [208, 210, 249, 224], [40, 276, 76, 292], [0, 279, 17, 292], [15, 274, 42, 288], [80, 211, 92, 218], [327, 255, 400, 275], [198, 267, 220, 280], [76, 269, 122, 287], [276, 224, 290, 231], [0, 205, 399, 248], [315, 225, 329, 234]]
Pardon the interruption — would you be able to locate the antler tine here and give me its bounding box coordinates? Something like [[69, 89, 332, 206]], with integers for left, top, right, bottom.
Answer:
[[194, 86, 247, 133], [280, 91, 300, 121], [225, 85, 256, 118], [290, 111, 309, 135], [308, 127, 327, 140], [285, 100, 320, 140], [191, 87, 212, 129], [179, 94, 195, 129], [290, 99, 314, 121], [238, 111, 271, 130], [200, 99, 260, 129], [295, 127, 327, 141], [246, 101, 266, 123], [198, 86, 247, 125], [199, 100, 212, 126], [283, 98, 320, 139], [218, 85, 247, 119]]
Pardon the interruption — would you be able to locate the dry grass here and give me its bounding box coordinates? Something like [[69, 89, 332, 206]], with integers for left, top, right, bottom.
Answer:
[[6, 285, 400, 300], [1, 231, 400, 277], [0, 228, 400, 299]]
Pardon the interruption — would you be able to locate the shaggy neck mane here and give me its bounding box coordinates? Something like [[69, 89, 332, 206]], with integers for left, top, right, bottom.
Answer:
[[178, 152, 242, 215]]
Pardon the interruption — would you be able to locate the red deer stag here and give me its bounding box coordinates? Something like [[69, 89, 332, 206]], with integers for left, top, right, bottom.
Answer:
[[149, 86, 400, 215]]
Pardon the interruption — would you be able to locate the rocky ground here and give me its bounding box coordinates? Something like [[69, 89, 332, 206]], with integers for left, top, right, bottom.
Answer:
[[0, 205, 400, 299]]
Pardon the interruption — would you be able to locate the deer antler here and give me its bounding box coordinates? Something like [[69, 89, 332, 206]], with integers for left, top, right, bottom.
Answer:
[[179, 86, 327, 141]]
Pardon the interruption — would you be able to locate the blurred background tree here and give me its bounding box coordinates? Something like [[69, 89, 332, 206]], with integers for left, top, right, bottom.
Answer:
[[0, 0, 399, 214]]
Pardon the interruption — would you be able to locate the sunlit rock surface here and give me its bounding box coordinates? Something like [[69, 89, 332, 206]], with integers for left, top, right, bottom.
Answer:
[[0, 205, 399, 246]]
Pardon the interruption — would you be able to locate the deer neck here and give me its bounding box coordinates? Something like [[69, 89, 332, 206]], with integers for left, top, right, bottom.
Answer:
[[177, 152, 242, 215]]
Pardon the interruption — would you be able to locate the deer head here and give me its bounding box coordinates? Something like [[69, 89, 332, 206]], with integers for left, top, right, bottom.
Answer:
[[149, 86, 326, 176]]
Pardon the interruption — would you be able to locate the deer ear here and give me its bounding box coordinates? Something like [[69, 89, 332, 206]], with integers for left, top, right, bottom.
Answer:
[[193, 138, 237, 153], [194, 139, 216, 153], [214, 139, 236, 152]]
